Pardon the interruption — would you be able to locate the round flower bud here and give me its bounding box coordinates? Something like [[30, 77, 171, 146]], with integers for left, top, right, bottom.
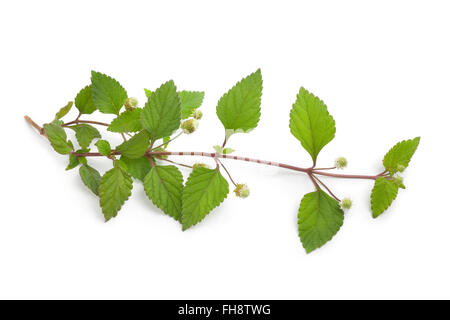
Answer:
[[124, 97, 138, 110], [192, 109, 203, 120], [181, 119, 199, 134], [335, 157, 348, 169], [234, 184, 250, 198], [193, 162, 209, 170], [340, 198, 352, 210], [397, 164, 406, 173]]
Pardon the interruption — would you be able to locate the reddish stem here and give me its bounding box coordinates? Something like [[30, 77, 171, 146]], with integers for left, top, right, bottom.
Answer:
[[217, 159, 237, 187], [311, 170, 379, 180], [160, 158, 193, 169], [72, 151, 121, 156], [312, 175, 341, 201], [26, 115, 382, 182], [308, 173, 320, 190], [63, 119, 110, 127], [67, 150, 381, 181]]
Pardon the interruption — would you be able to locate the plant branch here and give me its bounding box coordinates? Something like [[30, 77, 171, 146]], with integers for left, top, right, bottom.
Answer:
[[312, 174, 341, 201], [222, 137, 228, 148], [25, 115, 383, 182], [151, 132, 182, 150], [71, 151, 122, 156], [63, 119, 110, 127], [308, 173, 320, 190], [148, 156, 156, 167], [217, 159, 237, 187], [311, 170, 380, 180], [68, 149, 383, 181], [24, 115, 48, 137], [150, 151, 311, 173], [159, 158, 193, 169]]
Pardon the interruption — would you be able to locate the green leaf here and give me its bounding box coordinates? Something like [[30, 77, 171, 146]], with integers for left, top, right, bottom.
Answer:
[[107, 108, 143, 133], [52, 119, 64, 126], [99, 165, 133, 221], [95, 140, 111, 156], [79, 164, 101, 195], [116, 130, 151, 159], [371, 177, 399, 218], [44, 123, 73, 155], [119, 155, 151, 181], [182, 167, 229, 230], [116, 158, 128, 172], [216, 69, 262, 133], [144, 88, 152, 98], [70, 124, 101, 149], [67, 140, 74, 150], [298, 190, 344, 253], [144, 165, 184, 221], [289, 87, 336, 164], [75, 85, 96, 114], [66, 149, 87, 170], [54, 101, 73, 120], [383, 137, 420, 174], [140, 80, 181, 141], [222, 148, 235, 154], [66, 154, 80, 170], [179, 91, 205, 119], [91, 71, 128, 115], [162, 136, 170, 149], [212, 145, 234, 154]]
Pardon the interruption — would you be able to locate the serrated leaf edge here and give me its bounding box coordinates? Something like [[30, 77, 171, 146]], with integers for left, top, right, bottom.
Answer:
[[297, 190, 344, 253], [181, 168, 229, 230], [371, 177, 399, 218], [289, 87, 336, 164], [216, 69, 263, 131], [143, 165, 184, 222]]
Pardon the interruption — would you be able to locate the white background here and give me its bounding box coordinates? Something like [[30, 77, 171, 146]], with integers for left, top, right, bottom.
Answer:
[[1, 0, 449, 299]]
